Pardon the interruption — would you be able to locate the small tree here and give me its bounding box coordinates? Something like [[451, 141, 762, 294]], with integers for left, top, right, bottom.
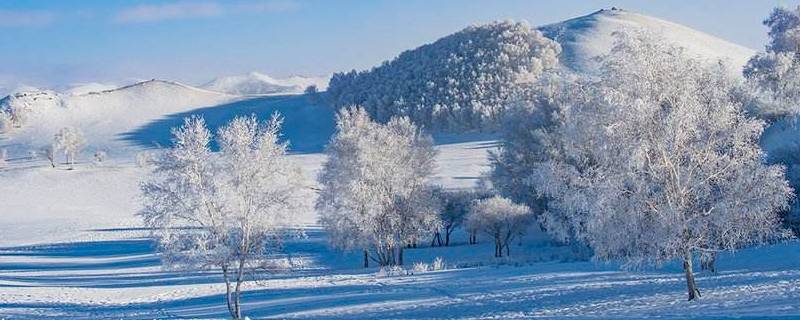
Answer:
[[304, 85, 320, 105], [140, 115, 305, 319], [0, 148, 7, 168], [93, 150, 107, 164], [0, 111, 12, 133], [467, 196, 532, 257], [435, 189, 490, 246], [41, 145, 56, 168], [54, 127, 86, 169]]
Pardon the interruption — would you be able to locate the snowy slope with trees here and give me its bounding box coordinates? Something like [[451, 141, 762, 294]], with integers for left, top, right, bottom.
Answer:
[[0, 6, 799, 320]]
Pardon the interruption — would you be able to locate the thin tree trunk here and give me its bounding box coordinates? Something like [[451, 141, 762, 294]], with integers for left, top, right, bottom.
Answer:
[[222, 265, 235, 319], [684, 251, 701, 301], [363, 250, 369, 268], [445, 228, 452, 246], [398, 246, 404, 266]]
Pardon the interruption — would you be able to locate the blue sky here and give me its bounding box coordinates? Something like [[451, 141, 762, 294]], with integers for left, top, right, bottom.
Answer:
[[0, 0, 798, 91]]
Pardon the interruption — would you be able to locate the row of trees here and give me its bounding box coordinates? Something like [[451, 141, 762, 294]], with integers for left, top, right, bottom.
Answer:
[[139, 110, 534, 318], [316, 108, 535, 266]]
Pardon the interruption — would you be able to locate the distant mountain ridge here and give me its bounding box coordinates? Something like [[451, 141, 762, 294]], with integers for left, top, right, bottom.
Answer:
[[201, 72, 330, 96]]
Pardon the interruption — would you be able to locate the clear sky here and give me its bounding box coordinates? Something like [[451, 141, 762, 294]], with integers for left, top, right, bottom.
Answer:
[[1, 0, 798, 91]]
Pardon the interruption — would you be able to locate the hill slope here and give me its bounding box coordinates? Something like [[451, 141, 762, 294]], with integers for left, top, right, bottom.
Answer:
[[0, 80, 237, 156], [540, 8, 755, 73]]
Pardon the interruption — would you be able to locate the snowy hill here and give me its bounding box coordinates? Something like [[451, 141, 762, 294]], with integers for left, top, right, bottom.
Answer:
[[540, 8, 755, 73], [0, 79, 237, 156], [201, 72, 329, 96]]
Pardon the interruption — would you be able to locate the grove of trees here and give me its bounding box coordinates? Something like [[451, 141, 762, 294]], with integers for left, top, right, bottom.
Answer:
[[326, 21, 561, 131], [493, 29, 793, 301]]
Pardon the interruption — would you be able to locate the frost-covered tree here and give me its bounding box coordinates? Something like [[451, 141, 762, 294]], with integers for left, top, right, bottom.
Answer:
[[531, 30, 793, 301], [466, 195, 532, 257], [41, 145, 55, 168], [434, 189, 492, 246], [317, 107, 439, 267], [0, 148, 7, 168], [327, 21, 561, 131], [745, 6, 800, 233], [744, 6, 800, 119], [489, 74, 566, 212], [53, 127, 85, 170], [0, 111, 12, 133], [139, 115, 305, 319]]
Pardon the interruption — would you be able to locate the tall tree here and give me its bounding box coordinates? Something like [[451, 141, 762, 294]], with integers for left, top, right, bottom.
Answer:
[[140, 115, 305, 319], [745, 6, 800, 233], [317, 107, 439, 267], [744, 6, 800, 119], [531, 30, 792, 301]]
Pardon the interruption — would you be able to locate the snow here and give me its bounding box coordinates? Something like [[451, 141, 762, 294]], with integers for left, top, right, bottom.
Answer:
[[64, 82, 122, 96], [0, 8, 797, 319], [201, 72, 330, 96], [540, 8, 756, 74]]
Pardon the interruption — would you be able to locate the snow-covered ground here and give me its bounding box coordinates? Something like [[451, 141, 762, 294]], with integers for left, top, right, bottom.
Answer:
[[0, 224, 797, 319], [1, 91, 798, 318], [1, 8, 799, 319]]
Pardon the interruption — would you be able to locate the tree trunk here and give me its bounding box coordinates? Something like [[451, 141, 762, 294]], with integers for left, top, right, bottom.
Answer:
[[701, 252, 716, 274], [683, 251, 701, 301], [222, 266, 235, 319], [363, 250, 369, 268], [445, 228, 451, 246], [398, 246, 404, 266]]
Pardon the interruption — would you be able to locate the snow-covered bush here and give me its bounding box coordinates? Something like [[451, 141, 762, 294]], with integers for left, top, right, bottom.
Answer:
[[135, 151, 154, 168], [93, 150, 107, 164], [531, 30, 792, 301], [327, 21, 561, 131], [317, 107, 439, 267], [28, 149, 38, 160], [467, 196, 532, 258], [377, 265, 408, 277], [431, 257, 445, 271], [53, 127, 86, 170], [412, 262, 430, 273], [139, 114, 306, 320]]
